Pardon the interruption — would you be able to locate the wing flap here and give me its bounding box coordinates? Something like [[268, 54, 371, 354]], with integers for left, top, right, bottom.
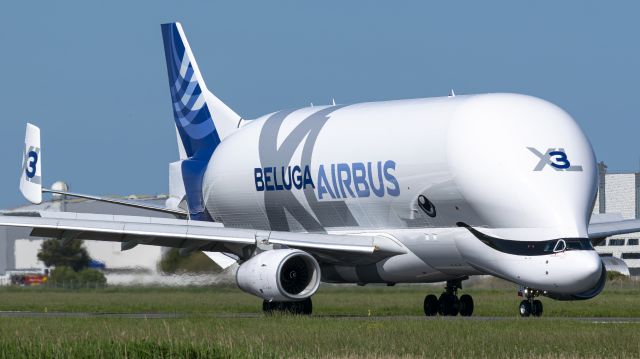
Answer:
[[203, 251, 237, 269]]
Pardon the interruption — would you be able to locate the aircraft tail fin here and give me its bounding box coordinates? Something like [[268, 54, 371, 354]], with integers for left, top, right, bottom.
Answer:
[[20, 123, 42, 204], [161, 22, 239, 220], [161, 22, 240, 158]]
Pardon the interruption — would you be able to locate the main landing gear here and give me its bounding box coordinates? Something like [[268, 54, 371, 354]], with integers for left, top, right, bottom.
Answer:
[[263, 298, 313, 315], [423, 278, 474, 317], [518, 287, 543, 317]]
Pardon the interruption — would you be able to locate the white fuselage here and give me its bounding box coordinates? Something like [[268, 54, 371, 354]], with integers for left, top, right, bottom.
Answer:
[[201, 93, 603, 295]]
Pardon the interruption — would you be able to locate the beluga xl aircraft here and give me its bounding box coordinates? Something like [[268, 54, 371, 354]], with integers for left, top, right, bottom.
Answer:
[[4, 22, 638, 317]]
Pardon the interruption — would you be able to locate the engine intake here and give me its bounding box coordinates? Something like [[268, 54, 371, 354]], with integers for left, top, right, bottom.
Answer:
[[236, 249, 321, 301]]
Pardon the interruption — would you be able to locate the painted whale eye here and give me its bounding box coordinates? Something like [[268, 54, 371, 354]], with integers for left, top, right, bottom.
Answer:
[[418, 195, 436, 218]]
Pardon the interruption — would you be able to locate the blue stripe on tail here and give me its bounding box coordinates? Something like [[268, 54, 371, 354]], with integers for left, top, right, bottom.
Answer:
[[161, 23, 220, 158], [161, 23, 217, 221]]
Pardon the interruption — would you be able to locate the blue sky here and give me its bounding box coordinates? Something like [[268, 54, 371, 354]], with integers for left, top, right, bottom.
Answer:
[[0, 1, 638, 208]]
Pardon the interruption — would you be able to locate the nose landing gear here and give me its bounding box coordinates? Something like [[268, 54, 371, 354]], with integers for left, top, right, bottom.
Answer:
[[423, 278, 474, 317], [518, 287, 543, 317]]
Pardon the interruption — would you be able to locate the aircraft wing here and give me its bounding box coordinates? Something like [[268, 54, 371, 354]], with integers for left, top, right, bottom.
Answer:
[[0, 211, 406, 265], [588, 218, 640, 240]]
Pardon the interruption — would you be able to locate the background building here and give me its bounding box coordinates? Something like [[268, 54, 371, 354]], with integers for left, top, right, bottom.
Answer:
[[0, 187, 173, 284], [593, 162, 640, 275]]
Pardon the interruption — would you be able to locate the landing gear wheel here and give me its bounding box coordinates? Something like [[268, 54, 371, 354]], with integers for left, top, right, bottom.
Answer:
[[450, 295, 460, 316], [519, 300, 531, 317], [518, 287, 544, 317], [262, 298, 313, 316], [438, 293, 449, 316], [263, 300, 271, 314], [300, 297, 313, 315], [532, 300, 543, 317], [287, 301, 303, 315], [425, 278, 472, 317], [423, 294, 438, 316], [262, 300, 279, 315], [459, 294, 474, 317], [438, 293, 460, 316]]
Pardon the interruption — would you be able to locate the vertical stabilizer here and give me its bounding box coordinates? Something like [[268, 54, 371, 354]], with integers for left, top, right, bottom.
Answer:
[[20, 123, 42, 204], [161, 22, 240, 157], [161, 22, 239, 220]]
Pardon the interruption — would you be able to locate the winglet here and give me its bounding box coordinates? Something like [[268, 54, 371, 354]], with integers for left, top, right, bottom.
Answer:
[[20, 123, 42, 204]]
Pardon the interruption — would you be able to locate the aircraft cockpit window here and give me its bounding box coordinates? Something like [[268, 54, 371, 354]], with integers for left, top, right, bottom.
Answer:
[[459, 222, 596, 256], [553, 239, 567, 253], [564, 238, 594, 251], [543, 242, 556, 252]]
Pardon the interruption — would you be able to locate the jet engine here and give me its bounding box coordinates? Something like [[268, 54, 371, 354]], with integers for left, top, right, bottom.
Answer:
[[236, 249, 321, 301]]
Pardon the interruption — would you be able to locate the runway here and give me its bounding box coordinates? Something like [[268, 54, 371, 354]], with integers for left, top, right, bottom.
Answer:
[[0, 311, 638, 323]]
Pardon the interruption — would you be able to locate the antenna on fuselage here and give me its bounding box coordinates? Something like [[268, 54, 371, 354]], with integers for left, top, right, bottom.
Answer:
[[449, 89, 456, 97]]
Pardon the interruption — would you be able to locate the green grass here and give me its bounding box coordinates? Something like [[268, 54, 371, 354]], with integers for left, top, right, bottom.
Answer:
[[0, 279, 638, 358], [0, 316, 638, 358], [1, 280, 640, 317]]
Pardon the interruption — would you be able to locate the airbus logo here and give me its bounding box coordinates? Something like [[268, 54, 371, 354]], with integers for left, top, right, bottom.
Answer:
[[527, 147, 583, 172], [254, 160, 400, 200]]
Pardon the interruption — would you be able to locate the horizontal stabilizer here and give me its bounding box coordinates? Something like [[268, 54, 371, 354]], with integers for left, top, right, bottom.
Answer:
[[42, 188, 188, 218]]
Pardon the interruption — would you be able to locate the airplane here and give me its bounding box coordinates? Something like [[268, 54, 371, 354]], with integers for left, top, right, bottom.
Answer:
[[3, 22, 639, 317]]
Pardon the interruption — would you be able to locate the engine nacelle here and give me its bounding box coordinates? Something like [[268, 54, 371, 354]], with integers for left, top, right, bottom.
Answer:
[[236, 249, 321, 301]]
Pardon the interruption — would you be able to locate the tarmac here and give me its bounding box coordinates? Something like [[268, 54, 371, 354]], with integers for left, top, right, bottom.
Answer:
[[0, 311, 639, 323]]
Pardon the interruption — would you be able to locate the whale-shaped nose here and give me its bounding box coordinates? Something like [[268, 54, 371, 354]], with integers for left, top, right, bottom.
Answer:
[[573, 251, 603, 292], [550, 250, 603, 293]]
